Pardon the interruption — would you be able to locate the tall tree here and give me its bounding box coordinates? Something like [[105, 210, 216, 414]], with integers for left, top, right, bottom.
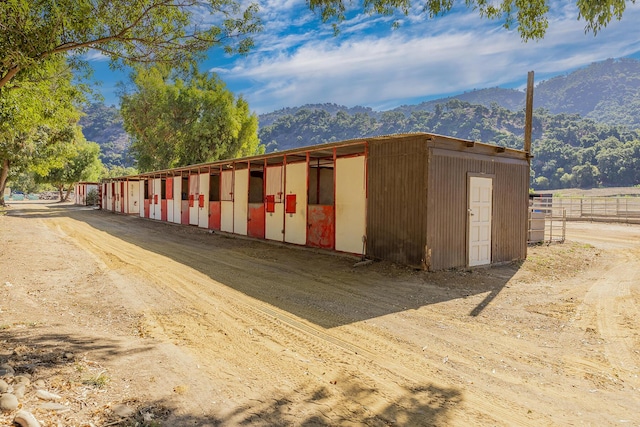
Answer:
[[309, 0, 634, 40], [0, 57, 83, 205], [0, 0, 261, 90], [34, 129, 103, 201], [121, 65, 263, 171]]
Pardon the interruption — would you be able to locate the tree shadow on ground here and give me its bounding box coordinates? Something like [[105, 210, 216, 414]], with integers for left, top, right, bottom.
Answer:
[[8, 203, 517, 328], [102, 381, 462, 426], [0, 327, 462, 426], [0, 329, 154, 371]]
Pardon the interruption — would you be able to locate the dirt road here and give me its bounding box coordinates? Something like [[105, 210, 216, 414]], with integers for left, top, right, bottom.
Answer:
[[1, 201, 638, 426]]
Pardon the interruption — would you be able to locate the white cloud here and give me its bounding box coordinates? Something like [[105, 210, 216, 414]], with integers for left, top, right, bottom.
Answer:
[[216, 2, 640, 112], [84, 50, 110, 62]]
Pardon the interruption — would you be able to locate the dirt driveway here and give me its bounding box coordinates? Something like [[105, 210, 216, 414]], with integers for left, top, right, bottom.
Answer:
[[1, 201, 638, 426]]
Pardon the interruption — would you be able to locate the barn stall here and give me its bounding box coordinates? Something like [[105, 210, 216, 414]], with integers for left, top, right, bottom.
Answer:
[[101, 133, 529, 270], [73, 182, 100, 206]]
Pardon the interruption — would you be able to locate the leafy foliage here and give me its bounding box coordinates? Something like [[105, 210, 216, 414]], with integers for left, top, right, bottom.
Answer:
[[0, 57, 84, 203], [121, 65, 263, 172], [34, 129, 103, 201], [308, 0, 632, 40], [0, 0, 261, 89]]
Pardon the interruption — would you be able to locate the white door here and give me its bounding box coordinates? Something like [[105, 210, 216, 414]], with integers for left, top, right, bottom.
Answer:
[[198, 173, 209, 228], [233, 168, 249, 236], [284, 162, 307, 245], [265, 165, 284, 242], [189, 174, 199, 225], [335, 156, 366, 254], [468, 176, 493, 267]]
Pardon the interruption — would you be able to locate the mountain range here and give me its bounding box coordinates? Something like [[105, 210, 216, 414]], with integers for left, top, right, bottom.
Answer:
[[83, 57, 640, 189]]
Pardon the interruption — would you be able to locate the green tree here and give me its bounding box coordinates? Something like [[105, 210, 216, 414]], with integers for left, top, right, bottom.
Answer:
[[571, 163, 600, 188], [121, 65, 263, 171], [309, 0, 634, 41], [101, 165, 139, 179], [0, 57, 83, 205], [0, 0, 260, 90], [35, 131, 103, 201]]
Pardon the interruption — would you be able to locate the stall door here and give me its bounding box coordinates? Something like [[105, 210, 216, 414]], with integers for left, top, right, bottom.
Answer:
[[198, 173, 209, 228], [233, 169, 248, 236], [468, 176, 493, 267], [172, 177, 182, 224], [220, 170, 234, 232], [335, 156, 366, 254], [166, 178, 174, 222], [284, 162, 307, 245], [189, 174, 199, 225], [128, 181, 140, 214], [265, 166, 284, 242], [307, 205, 334, 249], [139, 181, 146, 218], [150, 178, 159, 220]]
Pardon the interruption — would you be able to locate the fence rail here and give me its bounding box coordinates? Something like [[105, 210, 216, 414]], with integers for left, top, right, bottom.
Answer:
[[536, 196, 640, 223], [528, 204, 566, 244]]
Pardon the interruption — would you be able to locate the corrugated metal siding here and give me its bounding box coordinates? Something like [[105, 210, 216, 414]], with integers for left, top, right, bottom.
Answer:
[[367, 135, 429, 266], [492, 162, 529, 263], [426, 150, 528, 270]]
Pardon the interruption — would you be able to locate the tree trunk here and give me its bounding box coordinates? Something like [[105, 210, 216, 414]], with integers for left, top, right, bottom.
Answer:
[[0, 158, 10, 207], [63, 185, 73, 202], [58, 185, 64, 202]]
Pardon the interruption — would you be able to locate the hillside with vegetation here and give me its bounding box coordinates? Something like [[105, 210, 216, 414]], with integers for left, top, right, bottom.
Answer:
[[80, 58, 640, 189], [79, 103, 133, 168]]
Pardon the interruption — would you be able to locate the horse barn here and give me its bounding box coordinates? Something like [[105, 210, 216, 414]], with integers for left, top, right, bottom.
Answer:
[[100, 133, 530, 270], [74, 182, 100, 206]]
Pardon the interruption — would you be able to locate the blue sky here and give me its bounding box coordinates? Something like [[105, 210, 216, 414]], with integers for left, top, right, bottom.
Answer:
[[89, 1, 640, 114]]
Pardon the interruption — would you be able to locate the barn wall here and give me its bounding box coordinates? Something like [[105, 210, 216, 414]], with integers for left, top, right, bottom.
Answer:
[[367, 135, 429, 266], [426, 148, 528, 270]]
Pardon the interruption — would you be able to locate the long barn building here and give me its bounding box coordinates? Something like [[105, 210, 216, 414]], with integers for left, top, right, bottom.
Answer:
[[101, 133, 530, 270]]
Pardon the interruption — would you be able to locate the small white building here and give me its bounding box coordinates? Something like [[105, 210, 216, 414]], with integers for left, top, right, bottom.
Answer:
[[74, 182, 100, 206]]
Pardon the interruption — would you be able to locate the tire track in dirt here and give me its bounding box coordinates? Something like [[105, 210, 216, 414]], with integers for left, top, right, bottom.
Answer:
[[566, 223, 640, 390], [578, 249, 640, 387], [46, 214, 540, 425], [40, 212, 640, 425]]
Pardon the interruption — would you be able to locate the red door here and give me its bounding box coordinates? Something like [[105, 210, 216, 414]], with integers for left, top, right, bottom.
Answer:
[[161, 200, 167, 221], [247, 204, 265, 239], [307, 205, 334, 249], [181, 201, 189, 224], [209, 201, 221, 230]]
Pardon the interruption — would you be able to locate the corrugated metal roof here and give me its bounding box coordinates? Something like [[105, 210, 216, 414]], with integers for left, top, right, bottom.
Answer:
[[103, 132, 528, 182]]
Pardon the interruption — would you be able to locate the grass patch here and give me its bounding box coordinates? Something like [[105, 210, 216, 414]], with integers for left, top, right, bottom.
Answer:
[[83, 372, 109, 388]]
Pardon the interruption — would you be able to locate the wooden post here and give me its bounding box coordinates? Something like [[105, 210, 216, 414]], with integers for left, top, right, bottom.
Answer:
[[524, 71, 534, 261], [524, 71, 534, 158]]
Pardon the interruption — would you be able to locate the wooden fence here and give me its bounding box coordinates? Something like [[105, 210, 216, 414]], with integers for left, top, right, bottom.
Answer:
[[548, 196, 640, 223]]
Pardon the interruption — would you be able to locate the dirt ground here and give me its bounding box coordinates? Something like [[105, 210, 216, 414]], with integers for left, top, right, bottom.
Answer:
[[1, 201, 638, 426]]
